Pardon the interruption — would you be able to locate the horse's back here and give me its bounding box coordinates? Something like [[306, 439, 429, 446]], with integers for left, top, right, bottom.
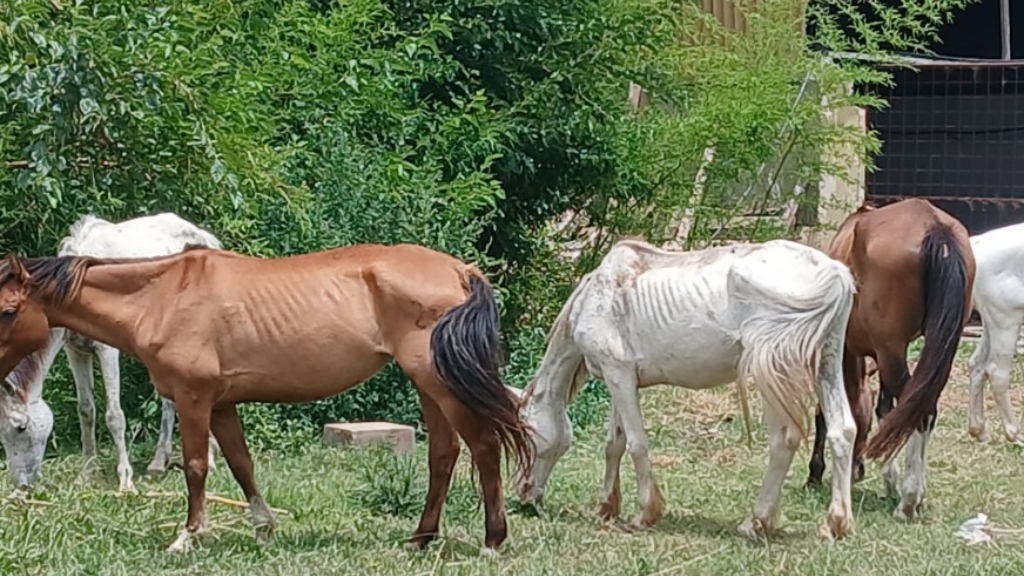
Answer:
[[62, 213, 221, 258], [971, 223, 1024, 313], [729, 240, 852, 307]]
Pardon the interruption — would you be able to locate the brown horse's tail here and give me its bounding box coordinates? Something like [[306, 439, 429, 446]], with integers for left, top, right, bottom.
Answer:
[[430, 271, 535, 476], [863, 225, 970, 461]]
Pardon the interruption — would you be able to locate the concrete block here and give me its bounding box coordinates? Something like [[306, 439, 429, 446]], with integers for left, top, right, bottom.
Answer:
[[323, 421, 415, 455]]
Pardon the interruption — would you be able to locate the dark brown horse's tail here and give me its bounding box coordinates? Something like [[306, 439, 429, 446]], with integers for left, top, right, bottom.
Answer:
[[864, 225, 969, 461], [430, 272, 535, 476]]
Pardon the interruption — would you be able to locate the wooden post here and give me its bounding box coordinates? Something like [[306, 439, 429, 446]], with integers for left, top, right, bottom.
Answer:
[[1002, 0, 1011, 60]]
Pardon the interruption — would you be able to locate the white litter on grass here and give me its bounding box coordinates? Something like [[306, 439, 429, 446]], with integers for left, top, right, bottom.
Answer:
[[956, 513, 993, 546]]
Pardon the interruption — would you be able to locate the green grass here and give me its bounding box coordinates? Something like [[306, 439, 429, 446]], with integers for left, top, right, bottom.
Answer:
[[3, 350, 1024, 575]]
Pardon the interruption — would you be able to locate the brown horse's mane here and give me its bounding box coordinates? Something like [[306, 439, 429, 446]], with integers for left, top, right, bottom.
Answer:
[[0, 245, 212, 306]]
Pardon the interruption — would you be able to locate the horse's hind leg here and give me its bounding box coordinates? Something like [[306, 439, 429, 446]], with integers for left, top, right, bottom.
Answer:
[[968, 323, 993, 441], [398, 353, 508, 553], [895, 414, 934, 521], [740, 397, 801, 539], [806, 409, 827, 487], [875, 346, 908, 497], [818, 338, 857, 539], [406, 392, 460, 550], [96, 345, 135, 493], [979, 316, 1023, 443], [209, 404, 275, 542], [597, 405, 626, 521]]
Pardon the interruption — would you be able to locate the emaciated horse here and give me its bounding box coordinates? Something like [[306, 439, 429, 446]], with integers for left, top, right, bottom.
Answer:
[[0, 243, 532, 553], [0, 213, 222, 494], [966, 221, 1024, 444], [517, 238, 858, 539], [806, 199, 974, 521]]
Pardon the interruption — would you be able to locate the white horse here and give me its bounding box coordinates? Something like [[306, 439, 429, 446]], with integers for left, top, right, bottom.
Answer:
[[515, 238, 857, 539], [968, 222, 1024, 444], [0, 213, 222, 493]]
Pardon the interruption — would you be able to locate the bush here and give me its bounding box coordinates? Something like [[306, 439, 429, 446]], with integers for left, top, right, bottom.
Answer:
[[0, 0, 975, 451]]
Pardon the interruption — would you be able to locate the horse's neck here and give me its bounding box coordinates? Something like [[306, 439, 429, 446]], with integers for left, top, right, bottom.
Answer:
[[529, 320, 585, 408], [10, 329, 66, 402], [41, 259, 178, 355]]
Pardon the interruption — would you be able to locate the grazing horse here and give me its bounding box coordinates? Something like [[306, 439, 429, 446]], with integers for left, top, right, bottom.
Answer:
[[806, 199, 974, 521], [516, 238, 858, 539], [0, 213, 222, 494], [0, 243, 532, 553], [967, 222, 1024, 444]]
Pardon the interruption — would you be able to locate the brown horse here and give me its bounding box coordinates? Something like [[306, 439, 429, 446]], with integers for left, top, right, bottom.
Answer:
[[806, 199, 974, 520], [0, 244, 533, 553]]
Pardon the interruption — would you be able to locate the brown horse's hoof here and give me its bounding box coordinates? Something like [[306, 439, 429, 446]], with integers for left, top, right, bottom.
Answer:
[[404, 534, 435, 551]]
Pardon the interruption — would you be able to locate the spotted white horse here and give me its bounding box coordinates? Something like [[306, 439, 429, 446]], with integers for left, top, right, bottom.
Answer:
[[0, 213, 222, 493], [515, 238, 858, 539], [968, 222, 1024, 444]]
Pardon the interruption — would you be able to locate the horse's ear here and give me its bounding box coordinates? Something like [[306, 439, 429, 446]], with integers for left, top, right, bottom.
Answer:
[[5, 253, 29, 284]]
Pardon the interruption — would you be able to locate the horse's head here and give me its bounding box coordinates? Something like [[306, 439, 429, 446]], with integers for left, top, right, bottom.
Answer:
[[0, 254, 53, 430], [514, 377, 574, 507]]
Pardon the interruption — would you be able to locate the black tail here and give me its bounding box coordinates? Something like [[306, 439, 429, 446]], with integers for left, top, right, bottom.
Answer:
[[864, 226, 969, 461], [430, 273, 534, 475]]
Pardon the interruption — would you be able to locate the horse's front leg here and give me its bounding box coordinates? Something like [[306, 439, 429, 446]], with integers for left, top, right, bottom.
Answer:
[[147, 398, 177, 477], [96, 345, 135, 493], [64, 346, 97, 465], [603, 365, 662, 528], [167, 394, 213, 553], [597, 405, 625, 521], [740, 399, 801, 539]]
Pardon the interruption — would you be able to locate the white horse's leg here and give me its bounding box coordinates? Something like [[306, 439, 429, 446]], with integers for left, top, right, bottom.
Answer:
[[96, 345, 135, 493], [602, 365, 662, 528], [967, 323, 992, 442], [597, 405, 626, 521], [739, 398, 801, 538], [818, 336, 856, 538], [894, 419, 932, 521], [987, 321, 1023, 443], [148, 398, 218, 476], [148, 398, 177, 477], [65, 345, 98, 465]]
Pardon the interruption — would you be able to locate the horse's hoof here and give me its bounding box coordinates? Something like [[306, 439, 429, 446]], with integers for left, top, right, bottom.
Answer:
[[826, 507, 853, 539], [893, 500, 925, 522], [968, 427, 989, 443], [405, 534, 434, 551], [167, 529, 193, 553], [117, 480, 138, 496], [597, 502, 620, 523], [480, 547, 500, 559], [738, 516, 769, 539], [255, 522, 275, 545], [630, 514, 657, 531]]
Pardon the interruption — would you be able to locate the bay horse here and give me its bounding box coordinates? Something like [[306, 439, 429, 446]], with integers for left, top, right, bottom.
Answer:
[[0, 243, 532, 553], [0, 213, 222, 494], [516, 238, 858, 539], [966, 221, 1024, 444], [806, 198, 974, 521]]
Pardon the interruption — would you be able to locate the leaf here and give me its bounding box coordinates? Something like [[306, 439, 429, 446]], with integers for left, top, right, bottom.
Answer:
[[210, 159, 227, 183], [78, 98, 99, 117]]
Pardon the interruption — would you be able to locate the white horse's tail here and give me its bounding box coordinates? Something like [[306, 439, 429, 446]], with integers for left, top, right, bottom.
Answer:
[[733, 256, 856, 440]]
